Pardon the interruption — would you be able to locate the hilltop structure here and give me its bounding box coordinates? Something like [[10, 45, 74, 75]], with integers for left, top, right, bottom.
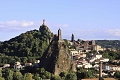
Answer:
[[71, 34, 74, 42], [69, 34, 106, 53], [69, 34, 96, 53], [39, 20, 75, 75], [39, 19, 53, 44], [58, 28, 62, 42]]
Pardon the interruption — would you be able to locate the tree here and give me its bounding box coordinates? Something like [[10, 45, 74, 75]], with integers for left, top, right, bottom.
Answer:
[[0, 70, 4, 80], [0, 77, 5, 80], [114, 71, 120, 78], [0, 30, 50, 58], [51, 75, 61, 80], [65, 72, 77, 80], [64, 39, 70, 47], [23, 73, 33, 80], [13, 71, 23, 80], [44, 71, 51, 79], [21, 57, 28, 64], [76, 68, 99, 79], [0, 69, 2, 77], [33, 73, 42, 80], [39, 68, 51, 79], [3, 69, 13, 80], [59, 72, 67, 78]]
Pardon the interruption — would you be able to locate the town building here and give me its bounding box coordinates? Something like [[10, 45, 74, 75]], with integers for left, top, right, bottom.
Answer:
[[69, 34, 106, 52]]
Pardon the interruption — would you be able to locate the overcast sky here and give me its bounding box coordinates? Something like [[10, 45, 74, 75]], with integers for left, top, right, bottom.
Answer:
[[0, 0, 120, 41]]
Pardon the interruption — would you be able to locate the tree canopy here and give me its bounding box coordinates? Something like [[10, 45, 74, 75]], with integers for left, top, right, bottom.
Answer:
[[0, 29, 52, 58]]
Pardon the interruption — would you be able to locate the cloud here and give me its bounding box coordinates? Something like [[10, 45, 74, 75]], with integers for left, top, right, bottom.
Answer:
[[0, 20, 69, 33], [106, 29, 120, 37], [0, 20, 34, 28]]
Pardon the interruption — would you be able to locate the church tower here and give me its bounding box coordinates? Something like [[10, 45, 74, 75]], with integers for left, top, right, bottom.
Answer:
[[58, 28, 62, 41], [71, 34, 74, 42]]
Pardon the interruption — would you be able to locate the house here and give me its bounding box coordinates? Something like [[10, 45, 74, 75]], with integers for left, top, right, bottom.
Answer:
[[111, 60, 120, 63], [102, 58, 109, 62], [102, 64, 110, 71], [70, 50, 79, 56], [80, 53, 86, 58], [83, 63, 92, 68], [89, 57, 96, 63], [14, 61, 22, 69], [102, 64, 120, 71], [34, 60, 40, 68], [76, 59, 92, 68], [88, 54, 102, 63], [93, 54, 102, 59], [94, 45, 105, 52], [93, 64, 99, 68], [35, 60, 40, 63], [25, 62, 32, 67], [77, 63, 83, 67], [3, 64, 10, 68], [14, 61, 20, 65], [94, 58, 109, 64], [69, 35, 96, 53], [73, 53, 86, 60], [112, 65, 120, 71], [73, 55, 81, 60]]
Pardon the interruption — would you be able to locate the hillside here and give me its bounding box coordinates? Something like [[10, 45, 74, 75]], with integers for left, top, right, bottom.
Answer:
[[95, 40, 120, 50], [0, 24, 53, 57]]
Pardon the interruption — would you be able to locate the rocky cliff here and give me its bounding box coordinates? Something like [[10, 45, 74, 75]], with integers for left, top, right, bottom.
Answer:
[[39, 40, 75, 75]]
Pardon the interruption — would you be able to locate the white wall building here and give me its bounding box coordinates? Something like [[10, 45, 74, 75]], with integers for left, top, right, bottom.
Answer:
[[93, 54, 102, 59], [70, 50, 79, 56], [3, 64, 10, 68], [83, 63, 92, 68]]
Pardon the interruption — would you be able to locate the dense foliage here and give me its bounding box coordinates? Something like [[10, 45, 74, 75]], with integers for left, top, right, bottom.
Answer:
[[0, 68, 76, 80], [0, 29, 52, 58], [114, 71, 120, 78], [99, 49, 120, 60], [76, 67, 99, 79]]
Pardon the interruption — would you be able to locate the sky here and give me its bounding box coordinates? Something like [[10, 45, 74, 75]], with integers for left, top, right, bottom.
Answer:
[[0, 0, 120, 41]]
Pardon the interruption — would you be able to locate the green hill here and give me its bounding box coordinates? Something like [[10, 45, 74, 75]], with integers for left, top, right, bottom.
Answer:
[[0, 24, 53, 58], [95, 40, 120, 50]]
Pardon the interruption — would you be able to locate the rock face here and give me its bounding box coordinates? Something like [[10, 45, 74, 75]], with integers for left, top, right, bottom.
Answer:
[[39, 40, 75, 75], [39, 20, 75, 75]]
